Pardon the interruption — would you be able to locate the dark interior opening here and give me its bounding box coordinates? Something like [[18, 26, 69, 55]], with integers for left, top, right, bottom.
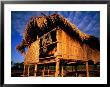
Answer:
[[39, 30, 57, 58]]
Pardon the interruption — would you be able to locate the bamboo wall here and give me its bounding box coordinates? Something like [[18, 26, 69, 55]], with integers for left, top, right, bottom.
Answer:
[[56, 29, 83, 60], [56, 29, 100, 63], [24, 28, 100, 65], [24, 40, 40, 65]]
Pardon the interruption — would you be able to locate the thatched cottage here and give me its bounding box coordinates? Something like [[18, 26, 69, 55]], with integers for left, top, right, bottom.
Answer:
[[16, 13, 100, 77]]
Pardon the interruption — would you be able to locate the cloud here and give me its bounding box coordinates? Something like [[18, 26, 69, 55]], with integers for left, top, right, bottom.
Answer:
[[76, 12, 100, 38], [86, 23, 100, 38], [84, 13, 100, 37], [77, 15, 92, 31], [72, 11, 84, 26], [84, 20, 96, 32], [12, 11, 100, 38]]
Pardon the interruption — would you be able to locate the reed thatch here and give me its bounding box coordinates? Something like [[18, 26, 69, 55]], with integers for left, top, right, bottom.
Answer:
[[16, 13, 100, 55]]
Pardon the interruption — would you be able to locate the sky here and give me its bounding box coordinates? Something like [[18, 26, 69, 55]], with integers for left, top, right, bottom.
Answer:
[[11, 11, 100, 63]]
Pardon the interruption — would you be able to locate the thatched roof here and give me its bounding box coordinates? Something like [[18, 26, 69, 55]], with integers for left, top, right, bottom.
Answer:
[[16, 13, 100, 53]]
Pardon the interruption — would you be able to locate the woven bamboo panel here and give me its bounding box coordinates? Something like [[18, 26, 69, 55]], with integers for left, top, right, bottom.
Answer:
[[59, 30, 83, 60], [82, 44, 87, 61], [86, 46, 92, 60], [24, 40, 39, 65], [68, 34, 71, 59], [61, 30, 67, 58], [92, 49, 100, 64], [55, 29, 100, 63], [18, 13, 100, 65], [77, 42, 83, 60], [56, 29, 62, 56]]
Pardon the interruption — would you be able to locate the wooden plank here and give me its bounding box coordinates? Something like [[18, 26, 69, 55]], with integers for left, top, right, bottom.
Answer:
[[68, 36, 70, 59], [67, 62, 76, 64], [56, 29, 62, 56], [66, 34, 69, 59], [86, 61, 89, 77], [71, 38, 74, 59], [64, 31, 66, 58], [48, 66, 49, 76], [55, 58, 60, 77], [23, 65, 25, 76], [42, 65, 45, 77], [74, 64, 78, 77], [83, 44, 87, 61], [28, 65, 30, 77], [25, 40, 40, 64], [80, 46, 83, 60], [70, 37, 73, 59], [61, 65, 64, 77], [34, 64, 37, 77], [61, 30, 64, 58]]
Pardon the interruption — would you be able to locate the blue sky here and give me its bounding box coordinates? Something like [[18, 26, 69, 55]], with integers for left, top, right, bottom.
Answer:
[[11, 11, 100, 63]]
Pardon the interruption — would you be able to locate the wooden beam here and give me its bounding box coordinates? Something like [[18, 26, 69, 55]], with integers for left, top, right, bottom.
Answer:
[[72, 66, 73, 71], [28, 65, 30, 77], [75, 65, 78, 77], [40, 27, 57, 39], [86, 61, 89, 77], [23, 65, 25, 77], [42, 65, 45, 77], [34, 64, 37, 77], [67, 62, 76, 64], [55, 58, 60, 77], [48, 65, 49, 76], [61, 65, 64, 77]]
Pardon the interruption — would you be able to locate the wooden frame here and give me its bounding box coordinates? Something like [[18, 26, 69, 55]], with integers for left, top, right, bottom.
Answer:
[[1, 0, 109, 85]]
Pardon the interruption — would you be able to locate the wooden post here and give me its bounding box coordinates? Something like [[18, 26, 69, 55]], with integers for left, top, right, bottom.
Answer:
[[34, 64, 37, 77], [72, 66, 73, 71], [28, 65, 30, 77], [23, 65, 25, 76], [48, 65, 49, 77], [86, 61, 89, 77], [42, 65, 45, 77], [61, 65, 64, 77], [75, 64, 78, 77], [55, 58, 60, 77]]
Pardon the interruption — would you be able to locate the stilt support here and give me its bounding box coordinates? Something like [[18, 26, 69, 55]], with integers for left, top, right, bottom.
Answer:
[[42, 65, 45, 77], [55, 58, 60, 77], [28, 65, 30, 77], [34, 64, 37, 77], [48, 65, 49, 76], [61, 65, 64, 77], [23, 65, 25, 76], [86, 61, 89, 77], [75, 64, 78, 77]]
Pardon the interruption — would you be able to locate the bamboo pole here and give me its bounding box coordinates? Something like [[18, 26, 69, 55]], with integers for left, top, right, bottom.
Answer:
[[48, 65, 49, 76], [61, 65, 64, 77], [55, 58, 60, 77], [72, 66, 73, 71], [34, 64, 37, 77], [42, 65, 45, 77], [28, 65, 30, 77], [86, 61, 89, 77], [75, 64, 78, 77], [23, 65, 25, 77]]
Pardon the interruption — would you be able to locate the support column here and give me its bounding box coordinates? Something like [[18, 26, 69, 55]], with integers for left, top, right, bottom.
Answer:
[[75, 64, 78, 77], [48, 65, 49, 76], [61, 65, 64, 77], [27, 65, 30, 77], [55, 58, 60, 77], [42, 65, 45, 77], [86, 61, 89, 77], [72, 66, 73, 71], [34, 64, 37, 77], [23, 65, 25, 76]]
